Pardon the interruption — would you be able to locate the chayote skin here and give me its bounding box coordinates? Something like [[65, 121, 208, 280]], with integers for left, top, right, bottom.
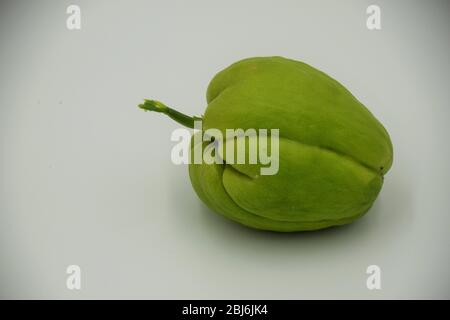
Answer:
[[140, 56, 393, 232]]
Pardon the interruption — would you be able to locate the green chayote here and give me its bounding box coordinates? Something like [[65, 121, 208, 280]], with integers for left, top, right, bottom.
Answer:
[[139, 56, 393, 232]]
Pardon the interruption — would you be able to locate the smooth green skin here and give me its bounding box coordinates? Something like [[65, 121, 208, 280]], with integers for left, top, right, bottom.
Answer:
[[141, 56, 393, 232]]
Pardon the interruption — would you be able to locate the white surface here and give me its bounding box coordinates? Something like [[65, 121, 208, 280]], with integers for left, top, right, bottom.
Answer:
[[0, 0, 449, 299]]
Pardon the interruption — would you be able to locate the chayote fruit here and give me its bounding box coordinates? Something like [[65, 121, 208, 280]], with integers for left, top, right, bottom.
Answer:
[[139, 56, 393, 232]]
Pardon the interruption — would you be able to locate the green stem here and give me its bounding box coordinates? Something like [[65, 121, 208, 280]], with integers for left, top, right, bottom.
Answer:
[[138, 99, 202, 129]]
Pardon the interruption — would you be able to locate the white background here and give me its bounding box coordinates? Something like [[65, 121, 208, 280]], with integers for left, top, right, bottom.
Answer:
[[0, 0, 449, 298]]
